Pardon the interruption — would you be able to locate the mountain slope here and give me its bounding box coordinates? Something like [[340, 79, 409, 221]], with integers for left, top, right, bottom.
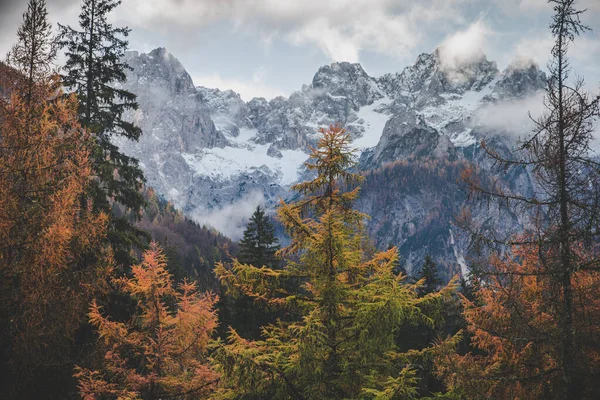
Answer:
[[116, 47, 546, 275]]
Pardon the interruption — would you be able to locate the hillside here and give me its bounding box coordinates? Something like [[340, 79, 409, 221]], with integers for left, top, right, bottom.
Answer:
[[113, 47, 544, 275]]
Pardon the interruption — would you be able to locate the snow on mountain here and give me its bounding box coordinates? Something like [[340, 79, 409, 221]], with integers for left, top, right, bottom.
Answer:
[[349, 96, 393, 150], [181, 131, 308, 185], [116, 46, 546, 275]]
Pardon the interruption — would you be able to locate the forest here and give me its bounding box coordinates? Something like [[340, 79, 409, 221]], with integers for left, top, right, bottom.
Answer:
[[1, 0, 599, 399]]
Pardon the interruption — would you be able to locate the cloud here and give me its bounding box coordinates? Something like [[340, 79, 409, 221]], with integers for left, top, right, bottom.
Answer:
[[287, 18, 362, 62], [473, 90, 600, 155], [495, 0, 600, 15], [191, 191, 266, 239], [511, 31, 600, 81], [498, 0, 600, 73], [473, 92, 546, 138], [438, 18, 490, 70], [570, 35, 600, 64], [0, 0, 80, 60], [117, 0, 469, 62], [492, 0, 547, 15], [193, 68, 284, 101], [512, 34, 553, 69]]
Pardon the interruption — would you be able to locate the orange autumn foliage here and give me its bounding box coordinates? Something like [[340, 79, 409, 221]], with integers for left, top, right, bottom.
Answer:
[[436, 241, 600, 399], [0, 75, 112, 383], [75, 242, 219, 400]]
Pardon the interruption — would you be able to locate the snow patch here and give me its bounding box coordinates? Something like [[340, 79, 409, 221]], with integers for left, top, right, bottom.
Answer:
[[451, 129, 476, 147], [182, 141, 307, 186], [449, 228, 469, 278], [350, 97, 392, 150], [419, 78, 498, 147]]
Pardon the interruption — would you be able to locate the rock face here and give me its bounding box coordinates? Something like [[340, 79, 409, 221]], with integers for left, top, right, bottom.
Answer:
[[361, 111, 456, 168], [115, 47, 546, 277]]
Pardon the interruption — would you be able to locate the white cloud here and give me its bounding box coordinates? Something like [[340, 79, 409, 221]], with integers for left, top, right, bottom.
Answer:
[[438, 18, 490, 70], [510, 31, 600, 76], [120, 0, 230, 26], [117, 0, 469, 62], [191, 191, 266, 240], [473, 92, 546, 138], [571, 35, 600, 63], [492, 0, 547, 15], [497, 0, 600, 70], [193, 68, 284, 101], [494, 0, 600, 17], [287, 18, 362, 62], [252, 66, 267, 85], [512, 34, 553, 69], [473, 91, 600, 154]]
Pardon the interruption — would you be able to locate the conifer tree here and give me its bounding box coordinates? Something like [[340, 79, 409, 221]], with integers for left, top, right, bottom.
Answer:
[[222, 206, 280, 339], [5, 0, 56, 105], [418, 255, 441, 296], [238, 205, 280, 268], [0, 1, 111, 394], [214, 125, 458, 399], [436, 240, 600, 399], [58, 0, 146, 265], [442, 1, 600, 399], [75, 242, 219, 399]]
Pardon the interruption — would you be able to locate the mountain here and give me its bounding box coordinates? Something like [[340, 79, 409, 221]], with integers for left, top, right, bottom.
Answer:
[[115, 47, 546, 276]]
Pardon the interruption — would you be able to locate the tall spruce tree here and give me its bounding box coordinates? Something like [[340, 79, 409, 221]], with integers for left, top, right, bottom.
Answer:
[[238, 205, 280, 268], [214, 125, 458, 399], [220, 206, 280, 340], [418, 255, 441, 296], [58, 0, 146, 265], [440, 1, 600, 399]]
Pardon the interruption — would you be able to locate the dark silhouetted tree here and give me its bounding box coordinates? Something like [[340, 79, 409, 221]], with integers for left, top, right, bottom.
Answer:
[[238, 205, 280, 268], [58, 0, 146, 265], [418, 255, 441, 296]]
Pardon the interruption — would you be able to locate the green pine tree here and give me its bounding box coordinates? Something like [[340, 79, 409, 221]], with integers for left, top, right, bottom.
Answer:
[[238, 205, 280, 268], [58, 0, 146, 265], [219, 206, 281, 339], [418, 255, 442, 296], [214, 125, 459, 399]]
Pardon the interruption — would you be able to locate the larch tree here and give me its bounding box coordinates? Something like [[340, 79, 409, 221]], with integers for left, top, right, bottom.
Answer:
[[439, 1, 600, 399], [58, 0, 146, 266], [5, 0, 56, 106], [75, 242, 220, 400], [436, 240, 600, 399], [214, 125, 458, 399], [0, 0, 112, 395]]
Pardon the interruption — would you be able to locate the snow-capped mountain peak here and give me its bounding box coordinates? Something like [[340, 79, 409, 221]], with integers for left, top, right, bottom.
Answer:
[[115, 47, 545, 254]]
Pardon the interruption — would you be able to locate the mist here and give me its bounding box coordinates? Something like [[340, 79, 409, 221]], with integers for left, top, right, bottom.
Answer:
[[191, 191, 266, 240], [472, 91, 546, 139]]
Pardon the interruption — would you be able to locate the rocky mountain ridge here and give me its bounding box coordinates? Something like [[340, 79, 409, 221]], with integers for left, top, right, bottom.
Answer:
[[114, 46, 546, 275]]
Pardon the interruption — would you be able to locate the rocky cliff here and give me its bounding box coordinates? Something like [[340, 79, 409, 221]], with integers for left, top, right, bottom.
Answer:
[[114, 47, 546, 276]]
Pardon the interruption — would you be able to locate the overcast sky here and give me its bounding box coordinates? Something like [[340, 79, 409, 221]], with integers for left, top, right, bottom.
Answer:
[[1, 0, 599, 101]]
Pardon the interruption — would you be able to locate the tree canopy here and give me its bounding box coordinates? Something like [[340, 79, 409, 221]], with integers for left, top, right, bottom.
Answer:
[[214, 125, 458, 399]]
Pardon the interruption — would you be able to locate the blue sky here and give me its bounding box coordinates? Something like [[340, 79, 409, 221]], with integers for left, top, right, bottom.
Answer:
[[1, 0, 599, 100]]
